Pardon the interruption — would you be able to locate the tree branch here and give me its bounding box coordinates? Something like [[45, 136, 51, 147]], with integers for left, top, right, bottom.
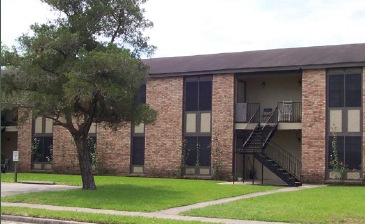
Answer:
[[111, 8, 124, 44]]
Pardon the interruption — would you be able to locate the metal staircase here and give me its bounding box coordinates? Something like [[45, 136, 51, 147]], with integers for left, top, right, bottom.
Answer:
[[236, 107, 302, 186], [255, 141, 302, 186]]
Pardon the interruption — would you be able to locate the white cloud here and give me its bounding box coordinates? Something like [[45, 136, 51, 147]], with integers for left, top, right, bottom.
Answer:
[[1, 0, 365, 58], [144, 0, 365, 57], [1, 0, 59, 47]]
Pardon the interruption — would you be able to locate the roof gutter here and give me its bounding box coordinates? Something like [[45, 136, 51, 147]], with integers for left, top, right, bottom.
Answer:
[[148, 62, 365, 78]]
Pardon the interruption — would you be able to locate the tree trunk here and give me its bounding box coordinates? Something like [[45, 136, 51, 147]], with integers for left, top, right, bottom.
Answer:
[[74, 135, 96, 190]]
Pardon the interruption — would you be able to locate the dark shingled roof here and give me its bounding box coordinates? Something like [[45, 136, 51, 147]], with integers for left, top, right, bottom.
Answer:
[[143, 43, 365, 77]]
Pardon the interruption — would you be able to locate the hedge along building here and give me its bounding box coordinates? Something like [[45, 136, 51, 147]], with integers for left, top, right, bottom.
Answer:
[[4, 43, 365, 185]]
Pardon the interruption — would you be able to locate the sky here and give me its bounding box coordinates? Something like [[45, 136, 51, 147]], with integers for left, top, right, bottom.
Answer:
[[2, 0, 365, 58]]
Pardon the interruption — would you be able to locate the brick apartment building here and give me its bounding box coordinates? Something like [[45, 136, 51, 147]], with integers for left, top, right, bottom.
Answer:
[[2, 43, 365, 185]]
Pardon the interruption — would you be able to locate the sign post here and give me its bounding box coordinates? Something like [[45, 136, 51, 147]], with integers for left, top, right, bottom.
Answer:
[[13, 151, 19, 183]]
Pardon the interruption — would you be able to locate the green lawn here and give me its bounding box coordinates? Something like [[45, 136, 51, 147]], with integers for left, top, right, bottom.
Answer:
[[2, 207, 209, 224], [1, 173, 279, 212], [183, 186, 365, 224], [1, 173, 84, 185]]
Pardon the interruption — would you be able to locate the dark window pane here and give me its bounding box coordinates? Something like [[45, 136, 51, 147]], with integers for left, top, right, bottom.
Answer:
[[88, 136, 97, 164], [345, 137, 361, 170], [199, 81, 212, 111], [185, 137, 198, 166], [328, 136, 344, 169], [132, 137, 145, 165], [185, 137, 211, 167], [199, 137, 211, 166], [345, 74, 361, 107], [139, 85, 146, 104], [32, 137, 40, 162], [185, 82, 198, 111], [329, 75, 344, 107], [43, 137, 53, 162], [33, 136, 53, 162], [87, 136, 97, 153]]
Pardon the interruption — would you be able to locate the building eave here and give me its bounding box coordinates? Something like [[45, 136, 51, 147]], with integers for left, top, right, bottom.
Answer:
[[148, 62, 365, 78]]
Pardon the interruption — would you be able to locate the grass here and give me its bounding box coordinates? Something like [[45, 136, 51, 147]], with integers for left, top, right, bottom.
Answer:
[[3, 174, 364, 223], [1, 173, 83, 185], [1, 173, 279, 212], [1, 207, 209, 224], [183, 186, 365, 224]]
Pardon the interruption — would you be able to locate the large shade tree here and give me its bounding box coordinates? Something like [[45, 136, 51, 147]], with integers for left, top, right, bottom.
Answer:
[[1, 0, 157, 190]]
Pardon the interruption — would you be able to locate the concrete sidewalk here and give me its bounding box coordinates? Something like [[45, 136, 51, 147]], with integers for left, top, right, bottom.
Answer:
[[1, 182, 80, 197], [2, 183, 324, 224], [157, 184, 323, 215]]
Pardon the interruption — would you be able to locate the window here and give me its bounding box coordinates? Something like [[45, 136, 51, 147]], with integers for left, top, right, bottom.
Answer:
[[327, 68, 363, 179], [345, 74, 361, 107], [185, 136, 211, 167], [32, 117, 53, 163], [329, 72, 361, 108], [32, 136, 53, 162], [131, 84, 146, 173], [88, 133, 97, 166], [139, 84, 146, 104], [131, 124, 145, 173], [199, 81, 212, 110], [185, 80, 212, 111], [329, 75, 344, 107], [185, 82, 198, 111], [184, 77, 212, 174], [132, 137, 145, 165], [328, 136, 361, 171], [345, 136, 362, 170]]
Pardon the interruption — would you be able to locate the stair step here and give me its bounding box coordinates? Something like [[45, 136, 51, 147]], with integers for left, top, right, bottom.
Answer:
[[245, 124, 303, 187], [294, 182, 302, 186]]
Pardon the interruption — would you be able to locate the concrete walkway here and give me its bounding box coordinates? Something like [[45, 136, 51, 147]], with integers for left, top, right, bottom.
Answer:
[[1, 182, 80, 197], [1, 182, 324, 224]]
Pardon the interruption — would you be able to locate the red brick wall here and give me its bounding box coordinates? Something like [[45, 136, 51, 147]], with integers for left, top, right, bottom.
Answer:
[[97, 124, 131, 175], [52, 123, 132, 175], [363, 67, 365, 176], [301, 69, 326, 183], [52, 125, 79, 174], [212, 74, 234, 179], [145, 77, 183, 177], [17, 109, 32, 172]]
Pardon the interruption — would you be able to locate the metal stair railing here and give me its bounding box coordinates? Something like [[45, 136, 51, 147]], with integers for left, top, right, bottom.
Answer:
[[263, 141, 302, 181], [261, 107, 278, 148], [261, 107, 278, 128], [246, 103, 261, 124], [241, 105, 260, 150]]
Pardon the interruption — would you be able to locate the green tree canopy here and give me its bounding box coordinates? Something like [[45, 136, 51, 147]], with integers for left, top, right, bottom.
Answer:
[[1, 0, 157, 190]]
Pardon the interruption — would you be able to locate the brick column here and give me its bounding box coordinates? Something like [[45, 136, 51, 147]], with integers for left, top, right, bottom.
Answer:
[[301, 69, 326, 183], [145, 77, 183, 177], [17, 109, 32, 172], [363, 67, 365, 177], [212, 74, 234, 179]]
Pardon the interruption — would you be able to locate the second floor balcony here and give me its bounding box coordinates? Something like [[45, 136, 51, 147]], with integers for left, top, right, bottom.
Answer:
[[235, 102, 302, 130]]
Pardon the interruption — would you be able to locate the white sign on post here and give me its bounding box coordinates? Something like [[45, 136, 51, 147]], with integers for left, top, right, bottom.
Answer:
[[13, 151, 19, 162]]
